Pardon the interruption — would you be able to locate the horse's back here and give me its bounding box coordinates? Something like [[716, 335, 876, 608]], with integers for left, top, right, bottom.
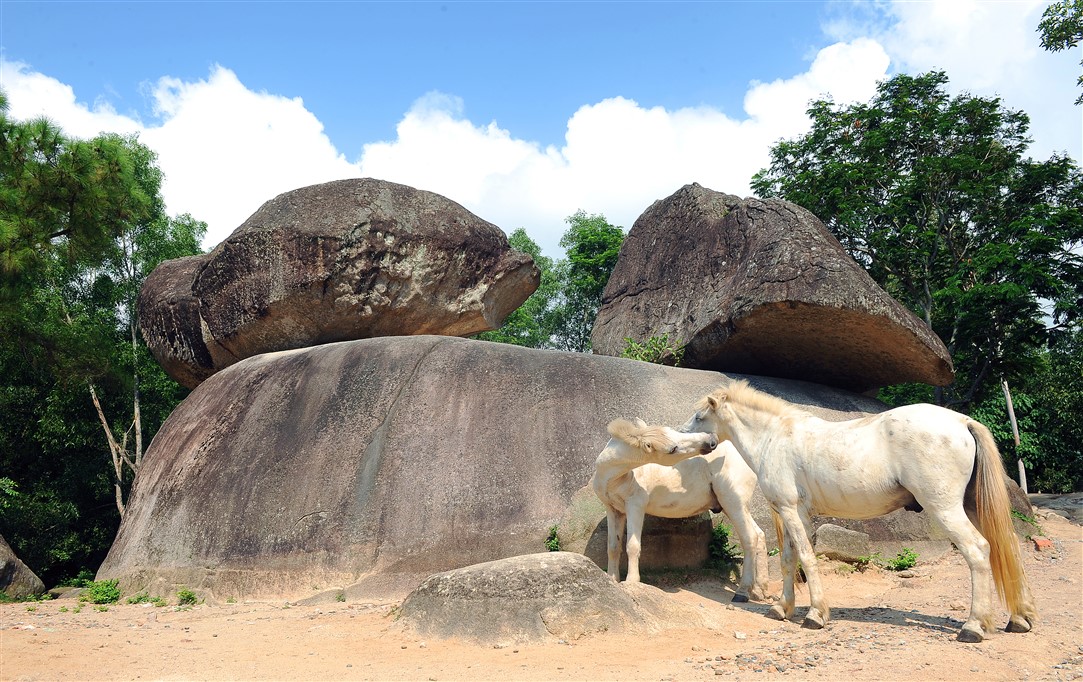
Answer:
[[780, 405, 976, 518]]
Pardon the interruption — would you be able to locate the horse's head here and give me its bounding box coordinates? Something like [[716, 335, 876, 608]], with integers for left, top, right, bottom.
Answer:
[[607, 418, 719, 464], [681, 380, 749, 442]]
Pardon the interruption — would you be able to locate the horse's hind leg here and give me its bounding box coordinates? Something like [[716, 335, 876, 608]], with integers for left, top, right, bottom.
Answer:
[[767, 508, 798, 622], [930, 504, 997, 642], [713, 472, 769, 602]]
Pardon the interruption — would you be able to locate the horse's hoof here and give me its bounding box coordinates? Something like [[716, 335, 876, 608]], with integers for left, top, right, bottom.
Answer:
[[767, 605, 788, 621], [1005, 616, 1032, 633], [731, 593, 750, 603], [802, 612, 826, 629], [957, 627, 984, 643]]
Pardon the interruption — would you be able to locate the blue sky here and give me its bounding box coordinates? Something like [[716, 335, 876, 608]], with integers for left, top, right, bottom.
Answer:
[[2, 1, 1080, 258]]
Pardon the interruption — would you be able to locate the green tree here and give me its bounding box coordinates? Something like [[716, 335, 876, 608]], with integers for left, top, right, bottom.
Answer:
[[1039, 0, 1083, 104], [475, 228, 559, 348], [751, 71, 1083, 411], [548, 211, 624, 352], [971, 330, 1083, 493], [0, 93, 151, 295], [0, 92, 204, 584]]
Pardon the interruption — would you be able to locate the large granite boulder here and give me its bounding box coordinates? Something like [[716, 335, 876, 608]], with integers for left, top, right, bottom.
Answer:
[[1, 534, 44, 599], [591, 183, 954, 393], [98, 336, 887, 601], [139, 178, 539, 388]]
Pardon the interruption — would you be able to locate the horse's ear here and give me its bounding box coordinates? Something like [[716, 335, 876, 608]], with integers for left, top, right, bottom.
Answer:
[[634, 417, 648, 428], [706, 395, 720, 410]]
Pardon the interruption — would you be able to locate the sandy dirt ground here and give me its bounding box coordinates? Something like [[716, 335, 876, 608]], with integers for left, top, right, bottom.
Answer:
[[2, 510, 1080, 682]]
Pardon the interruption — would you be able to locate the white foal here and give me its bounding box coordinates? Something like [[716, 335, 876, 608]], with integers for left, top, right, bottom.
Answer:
[[592, 418, 769, 601]]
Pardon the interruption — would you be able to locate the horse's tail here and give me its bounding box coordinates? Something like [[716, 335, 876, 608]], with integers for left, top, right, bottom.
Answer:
[[968, 419, 1037, 623], [770, 508, 806, 586], [771, 509, 785, 555]]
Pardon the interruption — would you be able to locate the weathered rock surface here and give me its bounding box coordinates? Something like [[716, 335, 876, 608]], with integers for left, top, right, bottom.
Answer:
[[813, 524, 871, 563], [1, 534, 44, 599], [591, 183, 954, 393], [399, 552, 734, 643], [1030, 492, 1083, 525], [139, 178, 539, 388], [401, 552, 640, 643], [98, 336, 887, 601]]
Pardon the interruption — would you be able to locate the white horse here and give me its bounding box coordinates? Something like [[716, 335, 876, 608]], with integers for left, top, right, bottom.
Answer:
[[683, 380, 1036, 642], [592, 418, 770, 601]]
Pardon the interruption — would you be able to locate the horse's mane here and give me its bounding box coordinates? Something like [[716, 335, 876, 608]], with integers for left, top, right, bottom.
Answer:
[[700, 379, 807, 418], [607, 418, 674, 452]]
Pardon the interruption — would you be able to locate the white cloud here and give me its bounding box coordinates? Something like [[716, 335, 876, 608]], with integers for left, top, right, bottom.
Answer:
[[744, 38, 890, 137], [9, 0, 1073, 262], [1, 61, 357, 249], [828, 0, 1082, 163], [0, 60, 142, 138], [1, 36, 893, 258], [359, 40, 890, 258], [139, 66, 357, 241]]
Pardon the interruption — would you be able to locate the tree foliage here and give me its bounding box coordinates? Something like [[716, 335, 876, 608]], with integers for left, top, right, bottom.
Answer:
[[0, 93, 153, 296], [751, 71, 1083, 411], [1039, 0, 1083, 104], [475, 228, 559, 348], [548, 211, 624, 352], [478, 212, 624, 352], [970, 332, 1083, 493], [0, 91, 205, 585]]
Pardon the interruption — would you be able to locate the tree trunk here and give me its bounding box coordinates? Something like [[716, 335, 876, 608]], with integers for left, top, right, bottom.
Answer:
[[88, 383, 128, 516]]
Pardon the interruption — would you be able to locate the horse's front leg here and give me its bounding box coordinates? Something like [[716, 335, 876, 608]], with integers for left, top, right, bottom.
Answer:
[[624, 501, 647, 583], [605, 508, 626, 582], [714, 477, 769, 602], [779, 506, 829, 629]]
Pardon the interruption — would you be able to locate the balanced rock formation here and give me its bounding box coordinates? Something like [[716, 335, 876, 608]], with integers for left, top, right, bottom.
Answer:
[[1, 534, 44, 599], [139, 178, 539, 388], [591, 183, 954, 393], [98, 336, 886, 601]]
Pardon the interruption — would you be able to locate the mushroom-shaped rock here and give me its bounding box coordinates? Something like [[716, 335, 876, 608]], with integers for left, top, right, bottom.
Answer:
[[590, 184, 954, 393], [139, 178, 539, 388]]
